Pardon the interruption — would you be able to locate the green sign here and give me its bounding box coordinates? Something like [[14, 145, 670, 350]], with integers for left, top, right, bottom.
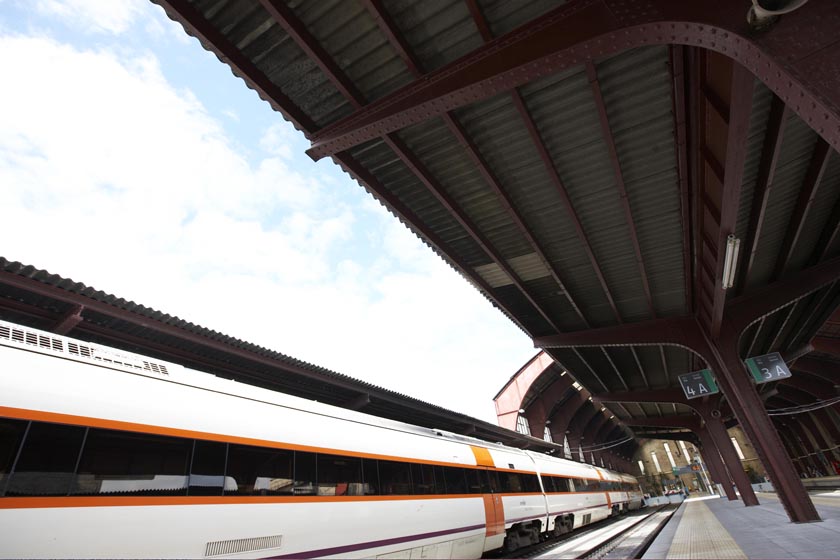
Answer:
[[745, 352, 792, 385], [677, 368, 719, 400]]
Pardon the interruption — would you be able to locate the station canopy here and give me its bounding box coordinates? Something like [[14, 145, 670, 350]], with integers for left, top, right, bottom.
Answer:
[[141, 0, 840, 454], [4, 0, 840, 464]]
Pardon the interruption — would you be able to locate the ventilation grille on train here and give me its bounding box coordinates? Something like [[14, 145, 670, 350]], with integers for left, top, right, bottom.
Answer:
[[205, 535, 283, 557], [0, 320, 172, 376]]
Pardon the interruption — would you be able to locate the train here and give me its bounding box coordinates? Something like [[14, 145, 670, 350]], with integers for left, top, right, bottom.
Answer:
[[0, 319, 642, 558]]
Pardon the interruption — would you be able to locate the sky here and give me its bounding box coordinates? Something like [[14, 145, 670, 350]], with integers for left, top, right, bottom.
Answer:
[[0, 0, 537, 423]]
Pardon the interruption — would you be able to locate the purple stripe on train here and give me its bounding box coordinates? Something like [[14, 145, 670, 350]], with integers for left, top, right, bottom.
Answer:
[[269, 524, 486, 559]]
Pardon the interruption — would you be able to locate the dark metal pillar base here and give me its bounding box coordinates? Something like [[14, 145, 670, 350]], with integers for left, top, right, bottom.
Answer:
[[697, 426, 738, 501], [706, 325, 820, 522], [701, 412, 758, 505]]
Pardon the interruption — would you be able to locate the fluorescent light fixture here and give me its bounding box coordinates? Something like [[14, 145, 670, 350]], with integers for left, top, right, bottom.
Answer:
[[721, 234, 741, 290]]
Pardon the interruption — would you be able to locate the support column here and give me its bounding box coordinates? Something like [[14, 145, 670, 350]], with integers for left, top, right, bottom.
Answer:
[[525, 398, 548, 440], [777, 426, 809, 477], [696, 426, 738, 500], [704, 416, 758, 503], [706, 325, 820, 522], [799, 415, 833, 474], [813, 410, 840, 462], [787, 419, 820, 474], [567, 434, 582, 462]]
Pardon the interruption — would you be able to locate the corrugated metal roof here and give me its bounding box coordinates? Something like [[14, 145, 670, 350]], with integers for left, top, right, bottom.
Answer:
[[746, 112, 821, 288], [100, 0, 840, 449], [386, 0, 483, 72], [598, 47, 685, 318], [0, 257, 570, 452]]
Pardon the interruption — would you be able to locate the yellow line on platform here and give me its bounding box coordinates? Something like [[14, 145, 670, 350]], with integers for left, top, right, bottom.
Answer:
[[666, 500, 747, 559]]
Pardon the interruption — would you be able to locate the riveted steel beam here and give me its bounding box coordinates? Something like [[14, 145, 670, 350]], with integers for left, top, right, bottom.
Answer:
[[727, 256, 840, 333], [512, 90, 622, 323], [586, 61, 655, 318], [51, 304, 84, 335], [258, 0, 365, 108], [535, 316, 698, 349], [669, 45, 694, 314], [355, 1, 575, 334], [704, 326, 818, 520], [303, 0, 840, 160], [360, 0, 424, 76], [774, 139, 833, 279], [623, 415, 699, 429], [737, 96, 789, 293], [365, 0, 591, 330], [707, 58, 754, 340]]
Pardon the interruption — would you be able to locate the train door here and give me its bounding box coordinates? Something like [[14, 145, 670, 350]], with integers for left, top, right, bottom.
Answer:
[[482, 493, 505, 542], [469, 447, 506, 552]]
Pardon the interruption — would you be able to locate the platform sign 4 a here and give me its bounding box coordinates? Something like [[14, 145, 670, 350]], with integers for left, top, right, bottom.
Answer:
[[677, 368, 719, 400], [744, 352, 792, 384]]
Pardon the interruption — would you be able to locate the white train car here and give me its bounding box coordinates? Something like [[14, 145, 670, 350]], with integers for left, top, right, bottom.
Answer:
[[0, 320, 641, 558]]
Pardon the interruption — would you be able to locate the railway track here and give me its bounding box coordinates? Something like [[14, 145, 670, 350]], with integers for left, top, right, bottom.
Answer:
[[485, 505, 677, 559]]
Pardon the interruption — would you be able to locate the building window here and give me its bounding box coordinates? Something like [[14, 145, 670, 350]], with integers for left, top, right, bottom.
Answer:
[[651, 451, 663, 474], [638, 460, 645, 474], [563, 436, 572, 460], [731, 438, 746, 460], [664, 443, 677, 468], [515, 415, 530, 436], [543, 426, 553, 443]]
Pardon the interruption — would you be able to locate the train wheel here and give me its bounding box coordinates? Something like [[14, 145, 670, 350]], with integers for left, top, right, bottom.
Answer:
[[504, 532, 520, 554], [552, 522, 563, 538]]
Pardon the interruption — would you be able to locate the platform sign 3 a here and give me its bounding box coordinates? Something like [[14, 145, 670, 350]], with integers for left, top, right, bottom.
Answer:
[[744, 352, 792, 384], [677, 368, 719, 400]]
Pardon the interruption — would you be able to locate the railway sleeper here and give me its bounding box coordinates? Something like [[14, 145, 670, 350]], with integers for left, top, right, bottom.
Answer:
[[503, 521, 541, 553]]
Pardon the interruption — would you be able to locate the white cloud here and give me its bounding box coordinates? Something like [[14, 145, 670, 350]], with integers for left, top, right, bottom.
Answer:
[[35, 0, 145, 35], [0, 32, 536, 423]]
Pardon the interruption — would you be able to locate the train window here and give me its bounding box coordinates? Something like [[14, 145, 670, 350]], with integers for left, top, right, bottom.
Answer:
[[521, 474, 540, 493], [6, 422, 85, 496], [189, 440, 227, 496], [442, 466, 467, 494], [293, 451, 317, 495], [487, 469, 502, 493], [362, 459, 379, 495], [317, 454, 363, 496], [465, 469, 486, 494], [544, 476, 555, 493], [500, 471, 523, 493], [555, 477, 571, 493], [378, 460, 412, 495], [432, 466, 446, 494], [0, 419, 28, 495], [225, 444, 293, 495], [410, 463, 437, 495], [71, 428, 191, 496]]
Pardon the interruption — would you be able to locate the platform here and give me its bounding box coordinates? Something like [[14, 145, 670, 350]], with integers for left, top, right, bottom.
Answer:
[[642, 492, 840, 559]]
